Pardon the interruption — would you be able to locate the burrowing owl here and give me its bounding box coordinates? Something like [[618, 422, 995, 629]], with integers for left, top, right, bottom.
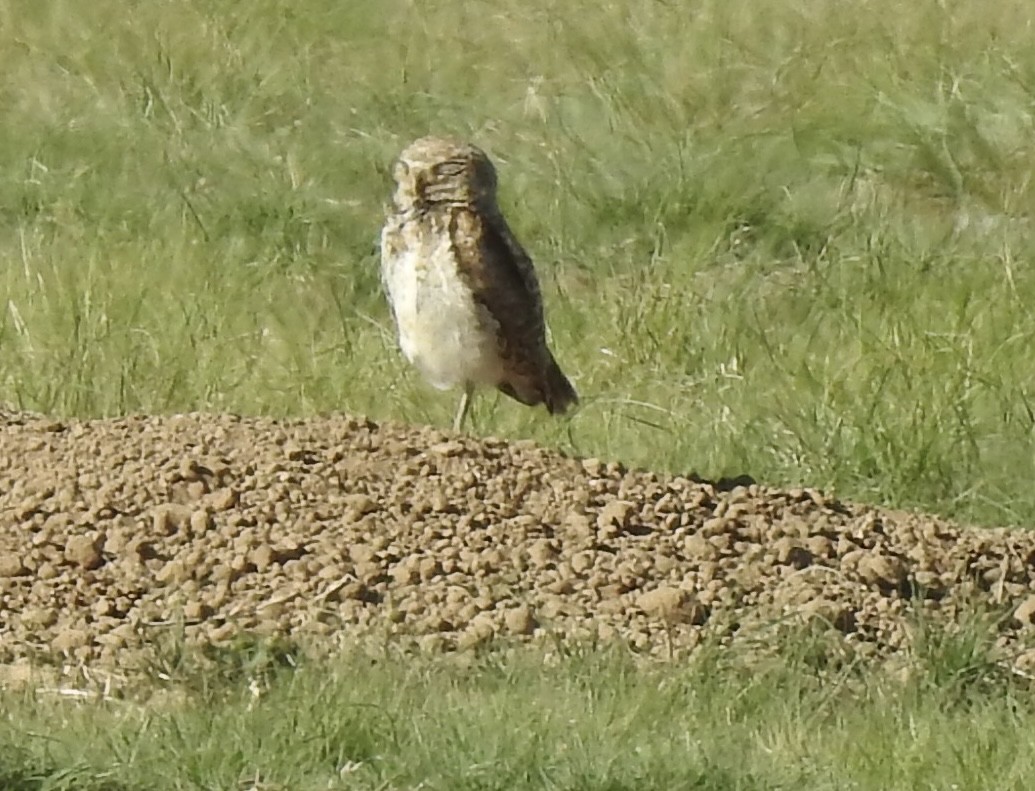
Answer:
[[380, 136, 578, 432]]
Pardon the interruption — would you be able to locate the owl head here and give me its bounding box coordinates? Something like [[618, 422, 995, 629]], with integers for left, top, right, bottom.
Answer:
[[389, 136, 499, 212]]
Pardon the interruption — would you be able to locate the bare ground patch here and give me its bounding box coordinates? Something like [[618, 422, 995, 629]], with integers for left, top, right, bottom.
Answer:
[[2, 408, 1035, 677]]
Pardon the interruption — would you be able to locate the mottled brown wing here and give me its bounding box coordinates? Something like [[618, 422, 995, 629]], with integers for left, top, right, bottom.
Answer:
[[449, 208, 552, 404]]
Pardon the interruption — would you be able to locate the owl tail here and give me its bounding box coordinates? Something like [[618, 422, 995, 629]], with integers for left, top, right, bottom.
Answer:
[[497, 354, 579, 415], [543, 355, 579, 415]]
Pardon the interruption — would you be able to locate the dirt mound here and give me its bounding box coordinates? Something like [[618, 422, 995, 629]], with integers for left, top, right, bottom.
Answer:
[[2, 409, 1035, 672]]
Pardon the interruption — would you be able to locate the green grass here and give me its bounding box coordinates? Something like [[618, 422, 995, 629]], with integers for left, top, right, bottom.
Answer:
[[2, 627, 1033, 791], [4, 2, 1035, 783], [2, 0, 1035, 526]]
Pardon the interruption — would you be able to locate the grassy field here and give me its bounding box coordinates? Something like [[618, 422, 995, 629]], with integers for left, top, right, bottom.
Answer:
[[2, 627, 1033, 791], [2, 0, 1035, 527], [4, 0, 1035, 787]]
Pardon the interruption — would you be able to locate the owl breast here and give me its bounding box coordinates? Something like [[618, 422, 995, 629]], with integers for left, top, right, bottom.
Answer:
[[381, 216, 504, 391]]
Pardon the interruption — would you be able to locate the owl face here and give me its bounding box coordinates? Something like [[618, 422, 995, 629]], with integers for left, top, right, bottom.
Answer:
[[389, 136, 498, 213]]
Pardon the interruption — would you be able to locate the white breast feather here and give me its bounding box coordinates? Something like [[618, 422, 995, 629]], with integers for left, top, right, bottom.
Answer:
[[381, 221, 503, 391]]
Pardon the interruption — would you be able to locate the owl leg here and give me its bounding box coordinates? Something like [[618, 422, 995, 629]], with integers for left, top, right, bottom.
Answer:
[[453, 382, 475, 432]]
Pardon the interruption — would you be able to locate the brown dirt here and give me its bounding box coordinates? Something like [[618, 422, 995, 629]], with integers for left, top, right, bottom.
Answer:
[[2, 408, 1035, 674]]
